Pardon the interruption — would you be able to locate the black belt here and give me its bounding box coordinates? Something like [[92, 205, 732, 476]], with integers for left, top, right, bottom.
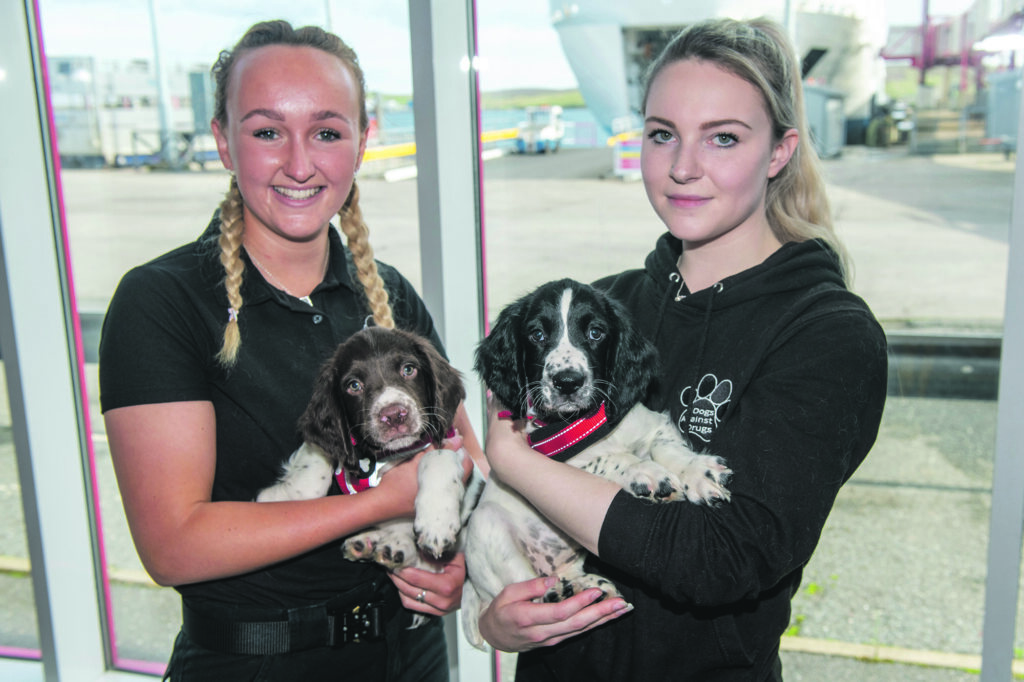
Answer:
[[182, 589, 401, 655]]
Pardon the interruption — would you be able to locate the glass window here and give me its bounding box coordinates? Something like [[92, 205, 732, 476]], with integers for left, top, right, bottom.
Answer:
[[9, 0, 1023, 677], [36, 0, 422, 672], [475, 0, 1014, 678], [789, 149, 1009, 671], [0, 375, 39, 659]]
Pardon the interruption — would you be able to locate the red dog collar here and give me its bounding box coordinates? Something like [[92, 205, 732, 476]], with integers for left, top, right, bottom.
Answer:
[[526, 403, 609, 462]]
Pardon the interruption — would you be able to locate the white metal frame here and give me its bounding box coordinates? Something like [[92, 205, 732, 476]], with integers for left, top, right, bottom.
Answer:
[[979, 73, 1024, 682], [407, 0, 490, 679], [0, 1, 113, 680], [5, 0, 1024, 679]]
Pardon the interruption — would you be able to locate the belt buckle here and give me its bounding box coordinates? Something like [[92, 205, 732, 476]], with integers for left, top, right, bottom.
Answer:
[[338, 601, 384, 644]]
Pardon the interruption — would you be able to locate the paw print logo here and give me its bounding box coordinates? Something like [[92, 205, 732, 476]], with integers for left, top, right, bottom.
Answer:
[[679, 374, 732, 443]]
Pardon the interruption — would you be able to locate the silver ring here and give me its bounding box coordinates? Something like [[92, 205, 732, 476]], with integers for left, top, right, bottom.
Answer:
[[416, 590, 427, 603]]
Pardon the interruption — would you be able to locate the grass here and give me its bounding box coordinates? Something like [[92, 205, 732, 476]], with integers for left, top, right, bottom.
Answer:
[[371, 88, 587, 112], [786, 574, 840, 636], [785, 613, 807, 637], [480, 89, 587, 109]]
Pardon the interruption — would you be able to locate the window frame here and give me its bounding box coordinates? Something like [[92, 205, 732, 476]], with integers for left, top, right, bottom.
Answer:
[[980, 88, 1024, 680], [5, 0, 1024, 679], [0, 0, 111, 679]]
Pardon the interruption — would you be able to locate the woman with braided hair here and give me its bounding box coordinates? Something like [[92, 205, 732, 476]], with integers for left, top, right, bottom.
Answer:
[[98, 19, 481, 681]]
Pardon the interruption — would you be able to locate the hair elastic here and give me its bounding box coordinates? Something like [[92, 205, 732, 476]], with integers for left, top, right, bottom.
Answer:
[[227, 307, 239, 322]]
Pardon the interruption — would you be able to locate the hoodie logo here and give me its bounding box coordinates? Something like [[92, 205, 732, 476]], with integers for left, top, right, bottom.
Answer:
[[680, 373, 732, 443]]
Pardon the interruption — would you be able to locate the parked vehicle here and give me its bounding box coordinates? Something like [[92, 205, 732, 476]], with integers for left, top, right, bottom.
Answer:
[[515, 105, 564, 153]]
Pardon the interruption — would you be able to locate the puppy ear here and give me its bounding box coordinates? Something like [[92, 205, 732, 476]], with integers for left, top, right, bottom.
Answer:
[[298, 348, 357, 472], [411, 332, 466, 442], [604, 295, 659, 421], [474, 300, 528, 418]]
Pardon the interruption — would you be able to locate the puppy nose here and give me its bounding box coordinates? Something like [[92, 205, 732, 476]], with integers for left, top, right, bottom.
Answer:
[[380, 404, 409, 426], [552, 370, 584, 396]]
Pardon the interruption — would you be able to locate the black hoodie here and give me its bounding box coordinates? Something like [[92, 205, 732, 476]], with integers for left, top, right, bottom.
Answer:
[[515, 234, 888, 682]]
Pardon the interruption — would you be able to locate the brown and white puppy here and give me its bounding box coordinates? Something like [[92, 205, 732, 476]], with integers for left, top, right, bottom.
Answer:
[[461, 278, 731, 650], [257, 326, 482, 572]]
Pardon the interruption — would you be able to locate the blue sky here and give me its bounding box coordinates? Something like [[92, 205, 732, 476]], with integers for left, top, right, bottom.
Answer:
[[37, 0, 978, 93]]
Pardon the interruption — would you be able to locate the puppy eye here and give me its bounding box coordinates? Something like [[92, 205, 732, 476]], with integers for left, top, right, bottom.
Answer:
[[401, 363, 418, 379], [346, 379, 363, 394], [588, 327, 606, 342], [529, 329, 546, 344]]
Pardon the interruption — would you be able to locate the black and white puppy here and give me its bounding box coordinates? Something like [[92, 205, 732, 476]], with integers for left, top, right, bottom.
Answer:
[[257, 326, 482, 574], [461, 278, 731, 650]]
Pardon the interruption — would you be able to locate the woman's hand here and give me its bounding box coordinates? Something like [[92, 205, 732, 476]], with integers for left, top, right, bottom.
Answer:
[[482, 393, 533, 477], [389, 553, 467, 616], [478, 577, 633, 652], [373, 452, 426, 518], [439, 429, 480, 486]]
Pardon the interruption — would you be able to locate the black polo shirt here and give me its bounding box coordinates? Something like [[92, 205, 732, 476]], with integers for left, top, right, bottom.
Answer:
[[99, 212, 442, 606]]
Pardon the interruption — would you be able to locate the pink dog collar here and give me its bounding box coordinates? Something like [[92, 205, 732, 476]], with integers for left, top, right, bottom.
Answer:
[[337, 428, 460, 494]]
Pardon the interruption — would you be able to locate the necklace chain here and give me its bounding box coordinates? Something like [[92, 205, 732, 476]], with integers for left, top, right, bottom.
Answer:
[[246, 247, 329, 305]]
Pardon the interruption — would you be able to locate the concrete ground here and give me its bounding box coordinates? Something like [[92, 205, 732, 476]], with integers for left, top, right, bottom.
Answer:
[[0, 144, 1019, 679]]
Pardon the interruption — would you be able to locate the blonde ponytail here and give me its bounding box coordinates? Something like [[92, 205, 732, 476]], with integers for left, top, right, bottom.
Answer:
[[753, 19, 853, 284]]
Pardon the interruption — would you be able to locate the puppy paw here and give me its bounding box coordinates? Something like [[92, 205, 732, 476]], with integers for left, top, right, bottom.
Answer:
[[414, 519, 460, 562], [543, 574, 622, 603], [678, 455, 732, 505], [414, 486, 462, 559], [624, 460, 684, 501], [376, 535, 420, 570], [342, 532, 380, 563], [414, 449, 465, 559], [343, 531, 416, 569]]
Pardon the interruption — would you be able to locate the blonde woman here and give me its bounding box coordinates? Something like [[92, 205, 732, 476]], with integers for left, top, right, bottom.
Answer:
[[100, 20, 480, 681], [478, 18, 887, 681]]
